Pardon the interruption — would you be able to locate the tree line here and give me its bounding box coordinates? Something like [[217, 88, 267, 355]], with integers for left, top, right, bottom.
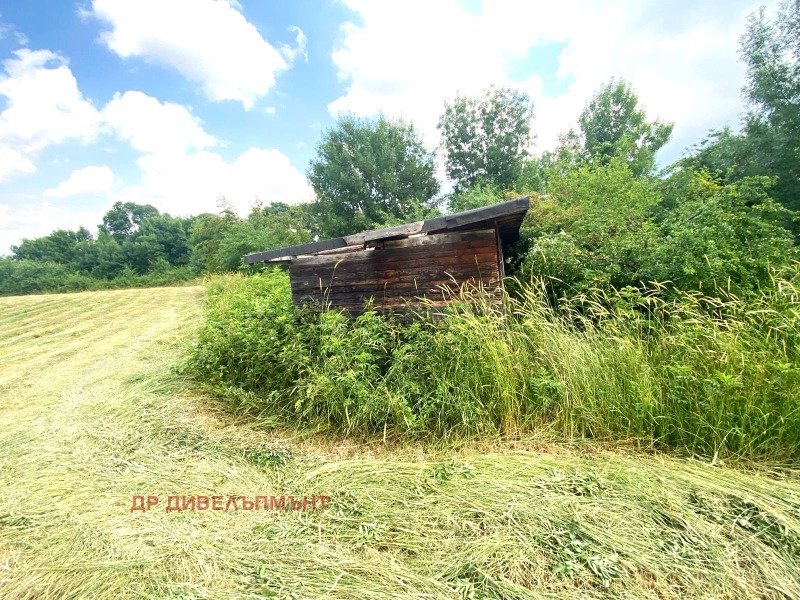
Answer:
[[2, 1, 797, 298]]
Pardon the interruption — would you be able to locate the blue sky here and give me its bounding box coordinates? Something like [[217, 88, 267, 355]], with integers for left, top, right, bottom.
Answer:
[[0, 0, 775, 253]]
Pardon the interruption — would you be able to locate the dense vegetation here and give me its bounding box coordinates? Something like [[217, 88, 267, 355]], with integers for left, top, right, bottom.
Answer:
[[188, 267, 799, 459]]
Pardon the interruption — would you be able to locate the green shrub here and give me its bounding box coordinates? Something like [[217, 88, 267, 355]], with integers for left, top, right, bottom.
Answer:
[[188, 267, 800, 459], [0, 257, 197, 297]]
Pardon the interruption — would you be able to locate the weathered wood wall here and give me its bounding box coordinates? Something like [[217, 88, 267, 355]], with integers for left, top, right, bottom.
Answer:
[[289, 229, 502, 312]]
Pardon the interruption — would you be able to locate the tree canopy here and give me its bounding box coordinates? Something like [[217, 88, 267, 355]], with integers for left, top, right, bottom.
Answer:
[[308, 114, 440, 238], [559, 79, 673, 177], [438, 86, 535, 192]]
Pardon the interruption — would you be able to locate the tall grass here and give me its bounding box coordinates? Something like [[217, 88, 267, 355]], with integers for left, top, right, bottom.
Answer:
[[188, 266, 800, 459]]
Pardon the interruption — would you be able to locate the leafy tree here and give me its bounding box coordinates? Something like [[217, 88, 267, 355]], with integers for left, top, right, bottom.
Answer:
[[216, 202, 313, 270], [515, 153, 553, 196], [308, 114, 440, 238], [11, 227, 93, 266], [122, 233, 164, 275], [447, 181, 505, 213], [100, 201, 160, 241], [561, 79, 673, 177], [518, 159, 661, 295], [137, 214, 191, 266], [739, 1, 800, 215], [741, 1, 800, 139], [682, 2, 800, 225], [89, 233, 126, 279], [643, 172, 796, 293], [438, 86, 534, 192], [189, 211, 238, 273]]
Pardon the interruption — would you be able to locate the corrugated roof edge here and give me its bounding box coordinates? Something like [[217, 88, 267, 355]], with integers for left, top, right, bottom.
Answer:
[[243, 196, 530, 264]]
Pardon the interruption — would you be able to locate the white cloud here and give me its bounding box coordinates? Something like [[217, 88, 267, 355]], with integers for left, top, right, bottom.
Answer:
[[89, 0, 300, 109], [96, 89, 311, 217], [113, 147, 312, 218], [0, 146, 35, 181], [102, 91, 216, 153], [0, 49, 101, 182], [44, 165, 116, 198], [281, 26, 308, 64], [328, 0, 766, 165], [0, 202, 103, 254]]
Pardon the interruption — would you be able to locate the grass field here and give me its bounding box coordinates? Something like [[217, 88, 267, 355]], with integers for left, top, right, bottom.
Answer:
[[1, 286, 799, 599]]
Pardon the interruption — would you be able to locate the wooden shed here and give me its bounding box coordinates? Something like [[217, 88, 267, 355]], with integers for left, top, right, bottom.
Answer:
[[243, 196, 530, 313]]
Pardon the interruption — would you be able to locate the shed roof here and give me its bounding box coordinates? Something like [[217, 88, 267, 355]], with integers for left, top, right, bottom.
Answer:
[[243, 196, 530, 264]]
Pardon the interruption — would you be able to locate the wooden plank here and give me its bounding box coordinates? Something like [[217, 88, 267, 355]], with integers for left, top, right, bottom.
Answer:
[[243, 197, 530, 264], [421, 197, 529, 234], [293, 288, 502, 308], [378, 229, 494, 249], [292, 278, 502, 296], [290, 261, 501, 288], [343, 221, 425, 245], [243, 237, 348, 264], [290, 236, 498, 269], [289, 253, 499, 279]]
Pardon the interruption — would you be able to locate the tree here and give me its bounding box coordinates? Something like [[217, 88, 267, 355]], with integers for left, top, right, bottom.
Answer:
[[438, 86, 534, 192], [11, 227, 93, 266], [100, 202, 159, 241], [563, 79, 673, 177], [89, 233, 125, 279], [678, 2, 800, 229], [642, 172, 796, 293], [308, 114, 440, 238], [215, 202, 313, 271], [137, 214, 191, 266], [738, 0, 800, 216]]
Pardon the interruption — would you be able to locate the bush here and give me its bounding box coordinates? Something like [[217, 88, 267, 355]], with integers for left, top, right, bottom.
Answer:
[[188, 268, 800, 459], [0, 257, 198, 297]]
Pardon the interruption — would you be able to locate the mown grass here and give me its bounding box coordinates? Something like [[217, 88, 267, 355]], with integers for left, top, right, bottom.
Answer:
[[0, 286, 799, 598]]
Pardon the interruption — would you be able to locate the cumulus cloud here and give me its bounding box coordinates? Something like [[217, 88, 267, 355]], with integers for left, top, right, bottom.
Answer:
[[44, 165, 117, 198], [114, 147, 313, 218], [102, 91, 216, 153], [89, 0, 302, 109], [328, 0, 763, 163], [0, 49, 101, 182], [96, 89, 312, 217], [0, 202, 103, 254]]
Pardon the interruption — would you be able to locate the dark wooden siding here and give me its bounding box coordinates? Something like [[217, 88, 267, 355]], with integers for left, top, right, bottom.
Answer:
[[289, 229, 501, 312]]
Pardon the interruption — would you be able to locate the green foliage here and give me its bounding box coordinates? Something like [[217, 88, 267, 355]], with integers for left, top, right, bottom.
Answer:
[[215, 202, 312, 271], [308, 114, 440, 238], [11, 227, 93, 264], [558, 79, 673, 177], [100, 201, 160, 241], [643, 172, 797, 293], [187, 270, 309, 406], [188, 210, 238, 273], [189, 270, 800, 460], [438, 86, 535, 192], [581, 79, 673, 175], [514, 159, 797, 300], [681, 2, 800, 223], [517, 159, 661, 294], [446, 181, 505, 213], [740, 1, 800, 140], [0, 257, 196, 296]]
